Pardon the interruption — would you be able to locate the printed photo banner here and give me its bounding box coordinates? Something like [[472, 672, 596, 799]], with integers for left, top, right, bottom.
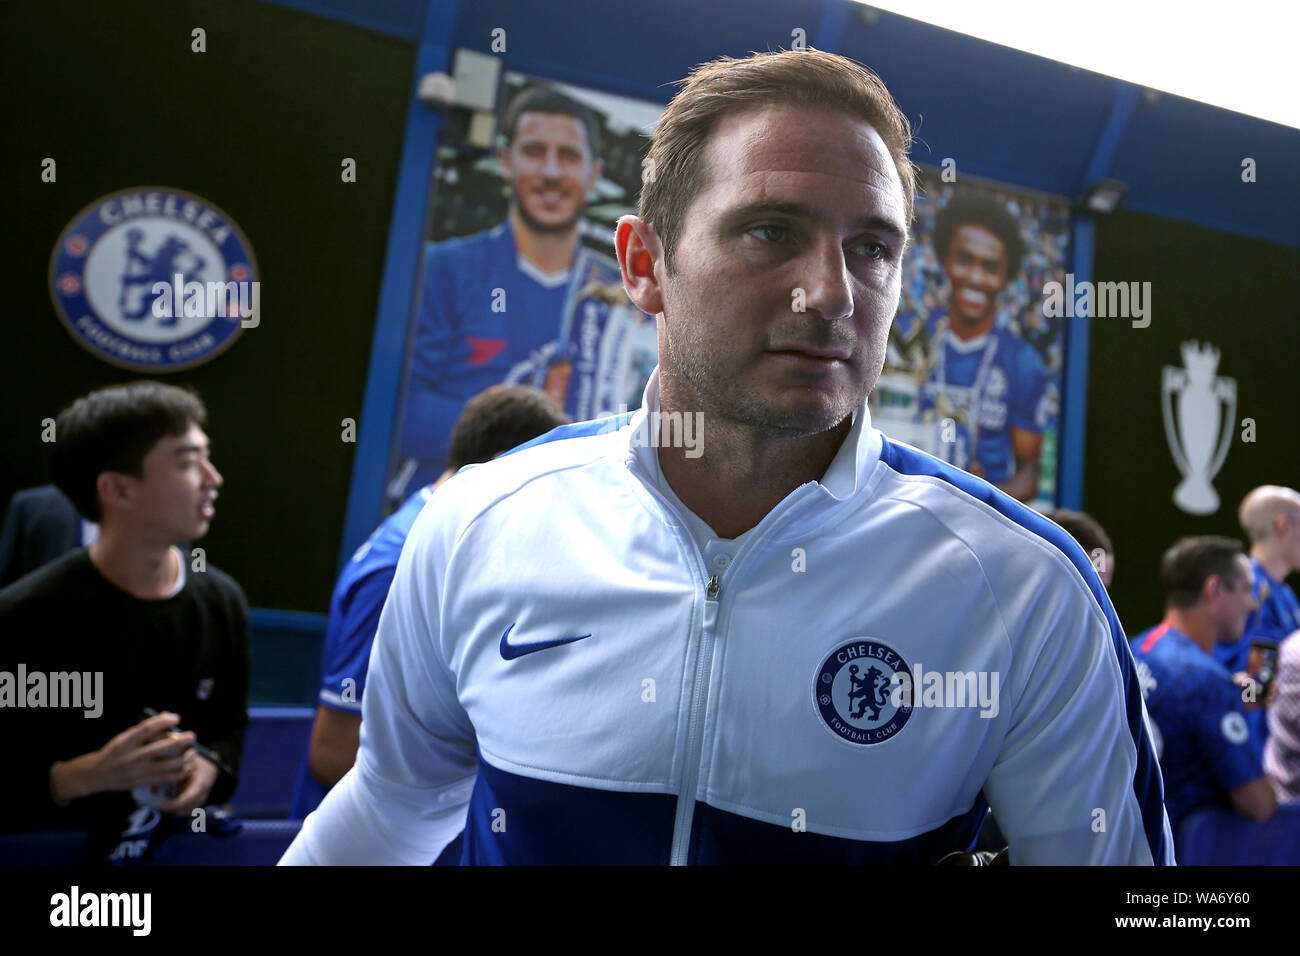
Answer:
[[386, 82, 1070, 511], [875, 172, 1070, 506], [387, 73, 663, 506]]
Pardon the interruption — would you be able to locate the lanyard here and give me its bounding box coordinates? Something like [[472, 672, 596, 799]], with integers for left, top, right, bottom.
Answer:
[[934, 325, 999, 462]]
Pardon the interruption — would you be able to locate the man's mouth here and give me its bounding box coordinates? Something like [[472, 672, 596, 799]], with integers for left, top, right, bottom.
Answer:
[[199, 497, 216, 521], [767, 345, 851, 361], [955, 287, 991, 313]]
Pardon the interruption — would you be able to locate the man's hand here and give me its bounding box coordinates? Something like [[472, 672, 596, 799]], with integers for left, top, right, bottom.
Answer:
[[49, 712, 196, 804], [159, 752, 220, 815], [307, 705, 362, 789], [1232, 672, 1269, 712], [993, 427, 1042, 502]]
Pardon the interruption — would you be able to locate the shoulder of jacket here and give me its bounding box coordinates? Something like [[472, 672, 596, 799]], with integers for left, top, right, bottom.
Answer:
[[409, 429, 625, 551], [871, 456, 1099, 609]]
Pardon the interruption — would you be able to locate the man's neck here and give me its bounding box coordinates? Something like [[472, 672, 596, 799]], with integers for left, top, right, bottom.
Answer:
[[88, 530, 179, 600], [509, 207, 580, 275], [949, 314, 995, 342], [655, 380, 852, 540], [1165, 608, 1220, 657], [1250, 543, 1291, 584]]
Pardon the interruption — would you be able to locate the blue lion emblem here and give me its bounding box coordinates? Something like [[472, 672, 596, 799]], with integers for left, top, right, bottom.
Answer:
[[118, 228, 206, 326], [846, 664, 891, 721], [814, 639, 913, 746]]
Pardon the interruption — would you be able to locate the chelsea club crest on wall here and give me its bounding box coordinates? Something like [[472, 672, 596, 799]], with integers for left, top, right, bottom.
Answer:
[[49, 187, 258, 372]]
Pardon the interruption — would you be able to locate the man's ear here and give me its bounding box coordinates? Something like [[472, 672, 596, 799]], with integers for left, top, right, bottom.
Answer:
[[586, 158, 605, 194], [615, 215, 664, 317], [95, 471, 134, 516]]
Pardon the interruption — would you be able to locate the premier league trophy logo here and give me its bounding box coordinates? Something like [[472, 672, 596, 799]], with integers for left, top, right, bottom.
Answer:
[[1161, 341, 1236, 515]]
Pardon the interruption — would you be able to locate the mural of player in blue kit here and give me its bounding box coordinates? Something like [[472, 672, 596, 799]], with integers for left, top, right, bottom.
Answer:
[[918, 195, 1055, 502], [392, 86, 604, 501]]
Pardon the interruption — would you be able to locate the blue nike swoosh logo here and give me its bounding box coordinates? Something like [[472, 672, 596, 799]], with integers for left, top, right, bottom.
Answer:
[[499, 622, 592, 660]]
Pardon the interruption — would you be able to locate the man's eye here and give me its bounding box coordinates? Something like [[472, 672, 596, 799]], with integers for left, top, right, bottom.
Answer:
[[853, 240, 887, 260], [748, 224, 789, 243]]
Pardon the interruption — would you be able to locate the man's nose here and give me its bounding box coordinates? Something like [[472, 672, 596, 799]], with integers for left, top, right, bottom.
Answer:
[[541, 149, 565, 179], [800, 238, 854, 323], [204, 460, 223, 488]]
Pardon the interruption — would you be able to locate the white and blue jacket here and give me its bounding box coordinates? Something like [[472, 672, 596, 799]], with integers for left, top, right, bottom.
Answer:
[[282, 369, 1173, 865]]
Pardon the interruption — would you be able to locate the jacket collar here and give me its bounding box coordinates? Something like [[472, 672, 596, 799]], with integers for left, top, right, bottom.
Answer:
[[621, 366, 882, 506]]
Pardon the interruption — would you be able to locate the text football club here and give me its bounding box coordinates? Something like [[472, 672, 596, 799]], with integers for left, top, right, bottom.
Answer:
[[49, 187, 258, 372], [814, 638, 913, 745]]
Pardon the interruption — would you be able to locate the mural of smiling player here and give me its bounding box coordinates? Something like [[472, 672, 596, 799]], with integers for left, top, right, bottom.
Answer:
[[918, 193, 1055, 502]]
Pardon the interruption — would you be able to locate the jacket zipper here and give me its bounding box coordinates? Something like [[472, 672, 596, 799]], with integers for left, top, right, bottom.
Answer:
[[625, 451, 815, 865], [669, 572, 720, 865]]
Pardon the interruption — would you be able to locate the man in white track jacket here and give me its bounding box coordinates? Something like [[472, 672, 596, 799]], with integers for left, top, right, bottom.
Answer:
[[282, 48, 1172, 866]]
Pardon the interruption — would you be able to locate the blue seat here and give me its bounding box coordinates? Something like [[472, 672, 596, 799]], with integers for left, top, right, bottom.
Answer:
[[150, 820, 302, 865], [229, 707, 315, 818], [1177, 803, 1300, 865], [0, 820, 302, 866]]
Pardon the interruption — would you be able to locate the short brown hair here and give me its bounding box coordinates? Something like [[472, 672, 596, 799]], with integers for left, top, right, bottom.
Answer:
[[501, 84, 602, 160], [446, 385, 569, 472], [47, 381, 207, 521], [639, 48, 916, 274], [1160, 536, 1247, 610], [1040, 508, 1113, 561]]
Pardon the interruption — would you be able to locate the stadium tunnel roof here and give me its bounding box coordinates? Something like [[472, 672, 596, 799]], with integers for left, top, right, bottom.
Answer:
[[262, 0, 1299, 247]]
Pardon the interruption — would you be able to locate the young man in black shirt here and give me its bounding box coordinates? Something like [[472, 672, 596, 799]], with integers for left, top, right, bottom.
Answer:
[[0, 382, 249, 849]]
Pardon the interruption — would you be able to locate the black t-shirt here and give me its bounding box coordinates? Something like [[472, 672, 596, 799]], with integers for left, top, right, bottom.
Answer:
[[0, 547, 249, 833]]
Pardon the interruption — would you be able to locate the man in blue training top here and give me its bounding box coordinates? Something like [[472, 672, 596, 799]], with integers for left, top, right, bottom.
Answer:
[[393, 85, 604, 500], [918, 194, 1054, 502], [292, 385, 567, 825], [1131, 536, 1275, 847]]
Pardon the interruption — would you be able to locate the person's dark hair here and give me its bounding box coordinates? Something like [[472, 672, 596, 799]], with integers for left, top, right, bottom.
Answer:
[[1160, 536, 1247, 610], [47, 381, 207, 521], [501, 84, 603, 161], [932, 192, 1024, 278], [1040, 508, 1113, 561], [446, 385, 569, 473], [639, 48, 916, 275]]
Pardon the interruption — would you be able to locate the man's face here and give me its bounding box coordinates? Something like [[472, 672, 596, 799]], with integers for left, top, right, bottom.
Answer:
[[1280, 506, 1300, 570], [110, 424, 222, 544], [501, 111, 603, 234], [652, 104, 907, 436], [941, 224, 1008, 327], [1213, 555, 1258, 644]]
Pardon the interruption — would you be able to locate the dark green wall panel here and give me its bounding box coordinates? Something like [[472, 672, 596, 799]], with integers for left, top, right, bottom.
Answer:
[[1085, 210, 1300, 632], [1, 0, 415, 612]]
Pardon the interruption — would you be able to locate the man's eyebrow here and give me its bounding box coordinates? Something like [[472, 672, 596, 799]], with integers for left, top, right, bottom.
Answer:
[[726, 200, 907, 245]]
